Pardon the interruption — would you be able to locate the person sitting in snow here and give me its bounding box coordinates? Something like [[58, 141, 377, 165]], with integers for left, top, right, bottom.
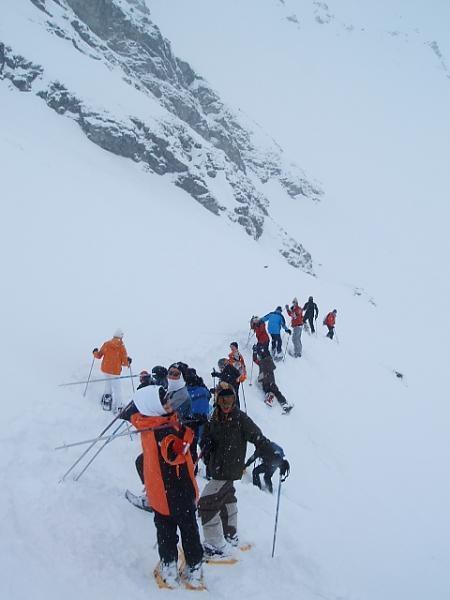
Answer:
[[245, 441, 290, 493], [255, 346, 292, 414]]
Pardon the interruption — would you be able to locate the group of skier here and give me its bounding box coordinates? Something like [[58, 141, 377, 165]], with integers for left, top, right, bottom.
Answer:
[[85, 296, 336, 589]]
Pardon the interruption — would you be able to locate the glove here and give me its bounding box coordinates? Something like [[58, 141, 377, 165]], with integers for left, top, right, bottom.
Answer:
[[93, 348, 98, 353], [211, 370, 220, 378], [128, 357, 132, 366], [286, 329, 292, 335], [280, 459, 290, 481]]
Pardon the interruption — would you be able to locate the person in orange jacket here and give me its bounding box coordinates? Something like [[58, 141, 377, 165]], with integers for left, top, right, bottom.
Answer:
[[93, 329, 131, 411], [122, 368, 204, 589], [285, 298, 304, 357], [323, 309, 337, 340], [228, 342, 247, 383]]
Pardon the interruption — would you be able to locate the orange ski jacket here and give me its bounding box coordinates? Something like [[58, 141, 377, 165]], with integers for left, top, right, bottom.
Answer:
[[93, 338, 128, 375]]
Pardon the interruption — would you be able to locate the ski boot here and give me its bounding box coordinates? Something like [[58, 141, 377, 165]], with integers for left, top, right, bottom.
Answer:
[[101, 394, 112, 411], [264, 393, 274, 407]]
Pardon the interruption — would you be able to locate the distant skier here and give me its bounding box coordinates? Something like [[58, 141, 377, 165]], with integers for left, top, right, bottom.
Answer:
[[261, 307, 291, 358], [245, 441, 290, 493], [285, 297, 304, 357], [324, 309, 337, 340], [303, 296, 319, 334], [228, 342, 247, 382], [92, 329, 131, 411], [211, 358, 241, 406], [199, 386, 277, 557], [255, 346, 292, 414], [123, 380, 204, 589], [250, 316, 270, 354]]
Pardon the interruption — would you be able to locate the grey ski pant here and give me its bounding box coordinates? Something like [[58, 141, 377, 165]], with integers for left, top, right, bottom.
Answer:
[[292, 325, 303, 357], [198, 480, 237, 548]]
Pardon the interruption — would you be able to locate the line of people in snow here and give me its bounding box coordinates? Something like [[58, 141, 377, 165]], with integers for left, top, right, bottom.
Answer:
[[88, 299, 336, 588]]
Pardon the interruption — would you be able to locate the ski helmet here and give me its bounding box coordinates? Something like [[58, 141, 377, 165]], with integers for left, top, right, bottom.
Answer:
[[113, 328, 124, 339]]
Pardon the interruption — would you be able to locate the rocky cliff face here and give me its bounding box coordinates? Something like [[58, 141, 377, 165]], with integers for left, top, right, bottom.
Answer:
[[1, 0, 323, 273]]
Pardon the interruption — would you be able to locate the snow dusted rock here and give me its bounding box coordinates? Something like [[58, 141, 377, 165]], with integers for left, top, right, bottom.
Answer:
[[1, 0, 323, 274]]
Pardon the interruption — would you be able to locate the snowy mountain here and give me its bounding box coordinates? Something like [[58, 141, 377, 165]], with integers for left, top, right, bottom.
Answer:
[[1, 2, 450, 600], [1, 0, 323, 273]]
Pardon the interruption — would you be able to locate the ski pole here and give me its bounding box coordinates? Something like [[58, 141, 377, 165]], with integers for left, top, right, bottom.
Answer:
[[271, 474, 283, 558], [73, 420, 127, 482], [244, 330, 254, 349], [59, 401, 133, 482], [129, 365, 135, 393], [59, 374, 140, 387], [282, 335, 290, 362], [83, 357, 95, 397], [249, 358, 254, 386], [241, 383, 248, 414], [56, 421, 192, 451]]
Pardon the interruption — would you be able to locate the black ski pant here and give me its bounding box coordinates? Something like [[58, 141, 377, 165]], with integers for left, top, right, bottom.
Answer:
[[326, 325, 335, 339], [135, 453, 145, 485], [252, 462, 278, 493], [262, 379, 287, 407], [270, 333, 282, 353], [305, 315, 316, 333], [154, 509, 203, 568]]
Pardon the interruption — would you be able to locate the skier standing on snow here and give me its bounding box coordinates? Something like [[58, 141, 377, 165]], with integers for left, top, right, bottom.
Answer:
[[261, 307, 291, 358], [185, 367, 211, 466], [211, 358, 241, 407], [122, 367, 204, 588], [199, 386, 277, 557], [228, 342, 247, 383], [285, 298, 304, 358], [255, 346, 292, 413], [250, 316, 270, 354], [245, 441, 290, 493], [92, 329, 131, 411], [303, 296, 319, 334], [324, 309, 337, 340]]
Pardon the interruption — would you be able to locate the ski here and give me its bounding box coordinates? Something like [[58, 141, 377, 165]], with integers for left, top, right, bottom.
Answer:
[[125, 489, 153, 513], [153, 562, 177, 590], [205, 543, 253, 565]]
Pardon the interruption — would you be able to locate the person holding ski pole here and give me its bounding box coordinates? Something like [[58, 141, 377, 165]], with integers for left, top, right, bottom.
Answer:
[[122, 373, 204, 589], [93, 329, 131, 412], [285, 298, 304, 358], [250, 316, 270, 355], [323, 309, 337, 339], [198, 386, 277, 557], [303, 296, 319, 334], [245, 441, 290, 494], [228, 342, 247, 383], [261, 307, 291, 359], [211, 358, 241, 407]]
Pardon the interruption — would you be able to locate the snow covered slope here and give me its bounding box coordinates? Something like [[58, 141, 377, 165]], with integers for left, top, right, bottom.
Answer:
[[1, 1, 450, 600]]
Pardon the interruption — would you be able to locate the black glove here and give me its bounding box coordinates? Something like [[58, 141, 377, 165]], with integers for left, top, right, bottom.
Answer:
[[211, 370, 220, 378], [280, 459, 290, 481], [286, 329, 292, 335], [128, 357, 132, 366]]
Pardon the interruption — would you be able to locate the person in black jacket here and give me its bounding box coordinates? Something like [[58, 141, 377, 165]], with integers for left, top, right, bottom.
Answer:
[[211, 358, 241, 407], [255, 347, 292, 413], [303, 296, 319, 334], [198, 386, 275, 557]]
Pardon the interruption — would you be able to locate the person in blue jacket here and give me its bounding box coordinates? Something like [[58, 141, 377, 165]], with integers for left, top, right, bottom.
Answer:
[[261, 306, 291, 357], [185, 368, 212, 467]]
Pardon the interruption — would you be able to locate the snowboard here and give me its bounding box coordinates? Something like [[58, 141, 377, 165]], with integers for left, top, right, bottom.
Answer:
[[125, 489, 153, 513]]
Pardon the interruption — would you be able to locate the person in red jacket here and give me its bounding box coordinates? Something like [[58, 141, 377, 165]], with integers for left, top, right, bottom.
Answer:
[[93, 329, 131, 411], [285, 298, 304, 358], [250, 316, 270, 353], [324, 309, 337, 339]]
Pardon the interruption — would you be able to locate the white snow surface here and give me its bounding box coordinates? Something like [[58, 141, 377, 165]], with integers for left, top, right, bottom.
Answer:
[[1, 1, 450, 599]]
